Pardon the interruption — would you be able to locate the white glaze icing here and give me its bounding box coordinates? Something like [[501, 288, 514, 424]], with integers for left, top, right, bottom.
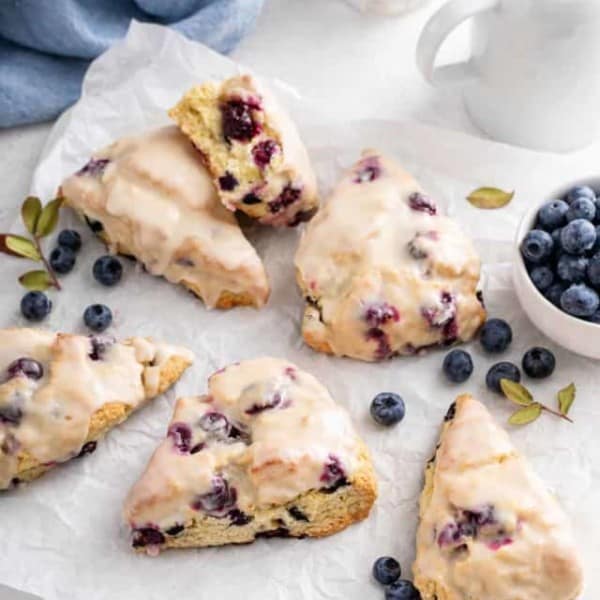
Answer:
[[414, 396, 584, 600], [60, 126, 269, 308], [124, 358, 361, 530], [0, 328, 193, 490], [294, 150, 486, 361], [170, 75, 319, 226]]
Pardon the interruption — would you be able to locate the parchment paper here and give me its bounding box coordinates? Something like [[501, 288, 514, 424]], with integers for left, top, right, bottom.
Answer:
[[1, 21, 598, 600]]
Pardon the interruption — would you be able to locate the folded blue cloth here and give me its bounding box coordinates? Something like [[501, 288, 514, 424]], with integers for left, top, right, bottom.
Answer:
[[0, 0, 264, 128]]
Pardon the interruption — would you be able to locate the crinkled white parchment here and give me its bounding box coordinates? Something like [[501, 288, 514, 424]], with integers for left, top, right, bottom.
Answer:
[[1, 21, 599, 600]]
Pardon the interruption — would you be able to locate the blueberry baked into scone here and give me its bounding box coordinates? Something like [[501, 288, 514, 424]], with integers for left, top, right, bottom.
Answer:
[[60, 126, 269, 309], [123, 357, 377, 553], [294, 150, 486, 361], [413, 395, 584, 600], [0, 328, 193, 490], [169, 74, 319, 227]]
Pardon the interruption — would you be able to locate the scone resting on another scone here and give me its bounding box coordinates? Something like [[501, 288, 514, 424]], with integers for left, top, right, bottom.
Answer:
[[0, 328, 193, 490], [413, 395, 584, 600], [123, 357, 377, 553], [294, 150, 486, 362], [60, 126, 269, 309], [169, 74, 318, 227]]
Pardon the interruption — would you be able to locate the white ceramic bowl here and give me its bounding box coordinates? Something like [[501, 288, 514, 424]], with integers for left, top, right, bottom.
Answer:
[[513, 179, 600, 360]]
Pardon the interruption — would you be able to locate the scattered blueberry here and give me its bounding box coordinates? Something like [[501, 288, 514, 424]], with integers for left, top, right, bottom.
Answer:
[[385, 579, 421, 600], [20, 291, 52, 321], [49, 246, 76, 274], [479, 318, 512, 353], [522, 347, 556, 379], [218, 172, 238, 191], [373, 557, 402, 586], [486, 362, 521, 393], [566, 196, 596, 222], [57, 229, 82, 252], [560, 219, 596, 255], [560, 284, 600, 317], [221, 99, 260, 142], [557, 254, 588, 284], [370, 393, 406, 426], [131, 527, 165, 548], [83, 304, 113, 332], [566, 185, 596, 204], [442, 349, 473, 383], [537, 200, 568, 231], [7, 358, 43, 380], [587, 253, 600, 288], [520, 229, 553, 264], [93, 255, 123, 286], [545, 282, 566, 307], [529, 266, 554, 291]]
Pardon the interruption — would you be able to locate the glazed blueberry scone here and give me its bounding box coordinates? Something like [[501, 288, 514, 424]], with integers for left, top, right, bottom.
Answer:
[[123, 357, 377, 553], [60, 126, 269, 309], [413, 395, 584, 600], [0, 328, 193, 490], [294, 150, 486, 361], [169, 74, 319, 226]]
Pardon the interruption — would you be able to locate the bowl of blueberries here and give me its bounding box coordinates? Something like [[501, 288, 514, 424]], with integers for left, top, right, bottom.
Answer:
[[514, 181, 600, 359]]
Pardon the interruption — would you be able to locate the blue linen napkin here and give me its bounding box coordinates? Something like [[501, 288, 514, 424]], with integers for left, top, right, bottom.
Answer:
[[0, 0, 264, 128]]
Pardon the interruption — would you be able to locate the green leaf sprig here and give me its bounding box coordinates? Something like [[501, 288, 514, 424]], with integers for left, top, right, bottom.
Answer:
[[0, 195, 64, 291], [467, 187, 514, 209], [500, 379, 575, 426]]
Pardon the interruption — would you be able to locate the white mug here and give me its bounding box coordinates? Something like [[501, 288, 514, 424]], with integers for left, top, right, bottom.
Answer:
[[417, 0, 600, 152]]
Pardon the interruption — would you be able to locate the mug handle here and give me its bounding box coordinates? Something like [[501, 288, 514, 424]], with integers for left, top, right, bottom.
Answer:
[[416, 0, 500, 86]]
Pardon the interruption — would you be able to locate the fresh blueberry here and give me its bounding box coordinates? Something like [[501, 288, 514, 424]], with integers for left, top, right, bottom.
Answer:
[[373, 557, 402, 585], [370, 392, 405, 426], [566, 196, 596, 222], [57, 229, 82, 252], [442, 349, 473, 383], [83, 304, 113, 332], [486, 362, 521, 393], [520, 229, 554, 264], [537, 200, 568, 231], [7, 358, 43, 380], [529, 266, 554, 291], [93, 255, 123, 286], [545, 282, 566, 307], [20, 291, 52, 321], [385, 579, 421, 600], [49, 246, 76, 274], [591, 226, 600, 253], [522, 347, 556, 379], [566, 185, 596, 204], [561, 284, 600, 317], [479, 318, 512, 353], [587, 253, 600, 288], [560, 219, 597, 255], [557, 254, 589, 284]]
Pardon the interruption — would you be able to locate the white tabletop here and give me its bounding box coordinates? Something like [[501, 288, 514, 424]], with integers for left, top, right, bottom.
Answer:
[[0, 1, 471, 597]]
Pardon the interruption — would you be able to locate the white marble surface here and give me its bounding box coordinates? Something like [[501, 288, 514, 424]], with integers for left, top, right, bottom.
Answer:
[[0, 1, 471, 598]]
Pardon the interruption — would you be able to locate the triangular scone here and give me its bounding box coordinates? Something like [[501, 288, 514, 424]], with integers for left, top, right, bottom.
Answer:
[[413, 395, 584, 600], [60, 126, 269, 309], [123, 358, 377, 553], [169, 74, 319, 227], [294, 150, 486, 361], [0, 328, 193, 490]]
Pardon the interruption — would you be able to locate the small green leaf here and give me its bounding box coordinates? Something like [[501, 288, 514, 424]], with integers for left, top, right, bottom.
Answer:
[[500, 379, 534, 406], [21, 196, 42, 235], [35, 197, 63, 237], [0, 234, 27, 257], [558, 383, 576, 416], [467, 187, 514, 209], [508, 403, 542, 426], [4, 235, 41, 261], [19, 270, 52, 291]]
